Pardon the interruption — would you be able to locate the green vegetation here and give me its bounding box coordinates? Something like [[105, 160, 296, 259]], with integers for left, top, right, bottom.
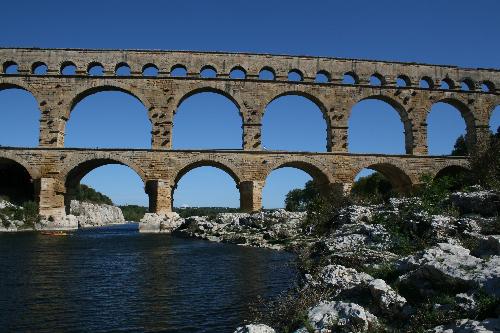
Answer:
[[451, 134, 468, 156], [174, 206, 240, 218], [469, 126, 500, 191], [285, 180, 320, 211], [119, 205, 148, 221], [0, 201, 40, 229], [351, 172, 393, 203], [74, 184, 113, 205]]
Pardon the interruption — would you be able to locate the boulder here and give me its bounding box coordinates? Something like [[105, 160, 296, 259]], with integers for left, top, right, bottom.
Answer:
[[139, 212, 184, 233], [368, 279, 407, 315], [429, 317, 500, 333], [296, 301, 378, 333], [449, 189, 500, 217], [70, 200, 125, 228], [234, 324, 276, 333]]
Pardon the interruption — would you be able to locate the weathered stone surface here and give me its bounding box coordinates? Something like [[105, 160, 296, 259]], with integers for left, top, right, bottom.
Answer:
[[449, 189, 500, 217], [69, 200, 125, 228], [296, 301, 378, 333], [429, 318, 500, 333], [233, 324, 276, 333], [139, 212, 184, 233]]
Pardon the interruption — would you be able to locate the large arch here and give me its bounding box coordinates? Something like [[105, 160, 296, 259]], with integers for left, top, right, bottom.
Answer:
[[0, 157, 35, 204], [430, 98, 476, 152], [263, 92, 329, 151], [348, 95, 411, 154], [172, 162, 240, 208], [427, 101, 467, 155], [66, 89, 151, 149], [0, 84, 40, 147], [174, 89, 243, 149], [63, 157, 147, 212], [352, 163, 413, 194]]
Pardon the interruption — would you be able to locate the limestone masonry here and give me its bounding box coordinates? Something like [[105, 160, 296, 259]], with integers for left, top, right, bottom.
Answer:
[[0, 48, 498, 229]]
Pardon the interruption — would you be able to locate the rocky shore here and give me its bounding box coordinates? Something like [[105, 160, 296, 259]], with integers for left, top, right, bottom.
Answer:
[[136, 188, 500, 333]]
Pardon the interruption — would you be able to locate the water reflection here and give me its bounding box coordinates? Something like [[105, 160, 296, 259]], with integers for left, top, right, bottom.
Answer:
[[0, 224, 297, 332]]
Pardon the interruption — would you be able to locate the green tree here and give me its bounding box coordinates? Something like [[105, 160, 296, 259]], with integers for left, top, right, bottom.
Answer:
[[469, 126, 500, 190], [119, 205, 148, 221], [74, 184, 113, 205], [451, 134, 468, 156], [351, 172, 393, 202], [285, 180, 320, 211]]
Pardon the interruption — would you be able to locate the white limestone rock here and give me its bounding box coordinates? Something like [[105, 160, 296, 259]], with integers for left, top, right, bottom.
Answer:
[[336, 205, 375, 225], [70, 200, 125, 228], [429, 317, 500, 333], [139, 212, 184, 233], [296, 301, 378, 333], [368, 279, 407, 315], [37, 214, 78, 231], [233, 324, 276, 333], [449, 188, 500, 217]]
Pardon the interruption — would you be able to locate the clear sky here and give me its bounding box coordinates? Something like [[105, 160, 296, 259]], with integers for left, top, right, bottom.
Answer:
[[0, 0, 499, 208]]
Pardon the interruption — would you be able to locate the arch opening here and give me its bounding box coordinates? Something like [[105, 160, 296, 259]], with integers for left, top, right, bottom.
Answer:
[[88, 63, 104, 76], [288, 69, 303, 82], [370, 74, 385, 86], [32, 62, 48, 75], [259, 67, 275, 80], [171, 64, 187, 77], [491, 106, 500, 135], [420, 77, 433, 89], [427, 101, 471, 156], [343, 72, 358, 84], [230, 67, 246, 79], [64, 160, 147, 217], [315, 71, 330, 83], [0, 158, 34, 205], [460, 79, 474, 91], [262, 94, 328, 152], [61, 62, 76, 75], [115, 63, 131, 76], [0, 86, 40, 147], [174, 91, 242, 149], [481, 81, 495, 93], [433, 165, 472, 192], [173, 165, 239, 210], [66, 90, 151, 149], [200, 66, 217, 78], [440, 78, 455, 90], [348, 98, 409, 154], [396, 75, 410, 87], [142, 64, 158, 77], [352, 164, 412, 199], [3, 61, 18, 74]]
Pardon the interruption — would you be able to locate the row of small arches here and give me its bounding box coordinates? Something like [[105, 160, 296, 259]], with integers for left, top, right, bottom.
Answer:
[[1, 60, 496, 93]]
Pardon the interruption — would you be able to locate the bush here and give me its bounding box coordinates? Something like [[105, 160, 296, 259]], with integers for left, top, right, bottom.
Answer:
[[351, 172, 394, 203], [74, 184, 113, 205], [120, 205, 147, 221]]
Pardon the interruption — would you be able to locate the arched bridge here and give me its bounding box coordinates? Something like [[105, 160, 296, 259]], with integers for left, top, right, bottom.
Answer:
[[0, 47, 498, 220]]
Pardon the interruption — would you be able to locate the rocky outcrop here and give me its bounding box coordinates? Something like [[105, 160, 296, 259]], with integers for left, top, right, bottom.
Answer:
[[233, 324, 276, 333], [449, 188, 500, 217], [294, 301, 379, 333], [429, 317, 500, 333], [139, 212, 184, 233], [70, 200, 125, 228]]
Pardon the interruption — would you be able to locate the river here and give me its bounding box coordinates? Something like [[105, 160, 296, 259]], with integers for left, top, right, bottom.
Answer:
[[0, 224, 298, 332]]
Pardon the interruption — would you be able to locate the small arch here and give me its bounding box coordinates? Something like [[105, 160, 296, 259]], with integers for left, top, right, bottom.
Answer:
[[61, 61, 77, 75], [481, 81, 495, 93], [171, 64, 187, 77], [229, 66, 246, 79], [268, 160, 330, 185], [200, 65, 217, 78], [259, 67, 276, 80], [115, 62, 131, 76], [87, 62, 104, 76], [142, 63, 158, 77], [370, 73, 385, 86], [342, 72, 358, 84], [288, 69, 303, 82], [0, 157, 35, 205], [315, 71, 330, 83], [31, 62, 48, 75], [440, 78, 455, 90], [351, 169, 394, 201], [460, 78, 475, 91], [433, 165, 471, 191], [3, 61, 19, 74], [419, 77, 434, 89], [396, 75, 411, 87], [354, 163, 413, 194]]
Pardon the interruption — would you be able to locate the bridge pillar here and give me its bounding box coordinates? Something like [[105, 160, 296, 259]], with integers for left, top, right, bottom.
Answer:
[[146, 180, 172, 214], [151, 121, 173, 150], [329, 126, 348, 152], [39, 113, 66, 147], [471, 125, 491, 154], [411, 123, 429, 155], [239, 180, 264, 212], [34, 177, 67, 218], [243, 123, 261, 150]]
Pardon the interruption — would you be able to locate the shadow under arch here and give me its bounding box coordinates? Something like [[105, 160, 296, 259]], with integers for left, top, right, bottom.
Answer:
[[434, 165, 471, 181], [431, 97, 476, 151], [350, 94, 414, 154], [0, 157, 35, 204], [354, 163, 413, 194], [63, 157, 147, 212]]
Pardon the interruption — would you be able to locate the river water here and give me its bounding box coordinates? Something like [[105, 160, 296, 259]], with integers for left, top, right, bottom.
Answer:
[[0, 224, 298, 333]]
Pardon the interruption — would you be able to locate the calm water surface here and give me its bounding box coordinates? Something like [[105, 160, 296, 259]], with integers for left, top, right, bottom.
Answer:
[[0, 224, 298, 333]]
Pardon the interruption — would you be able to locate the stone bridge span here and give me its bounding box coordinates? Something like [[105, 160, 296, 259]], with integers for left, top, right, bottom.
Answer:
[[0, 48, 497, 225]]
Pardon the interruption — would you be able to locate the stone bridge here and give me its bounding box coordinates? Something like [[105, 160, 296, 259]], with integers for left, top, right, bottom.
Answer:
[[0, 48, 498, 224]]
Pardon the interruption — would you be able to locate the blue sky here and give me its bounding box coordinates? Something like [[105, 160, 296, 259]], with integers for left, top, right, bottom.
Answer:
[[0, 0, 499, 208]]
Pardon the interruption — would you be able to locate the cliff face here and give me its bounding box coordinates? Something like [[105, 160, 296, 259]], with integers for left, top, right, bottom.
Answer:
[[70, 200, 125, 228]]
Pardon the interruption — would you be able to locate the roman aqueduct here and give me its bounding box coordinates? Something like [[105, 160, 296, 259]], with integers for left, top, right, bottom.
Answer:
[[0, 47, 498, 221]]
